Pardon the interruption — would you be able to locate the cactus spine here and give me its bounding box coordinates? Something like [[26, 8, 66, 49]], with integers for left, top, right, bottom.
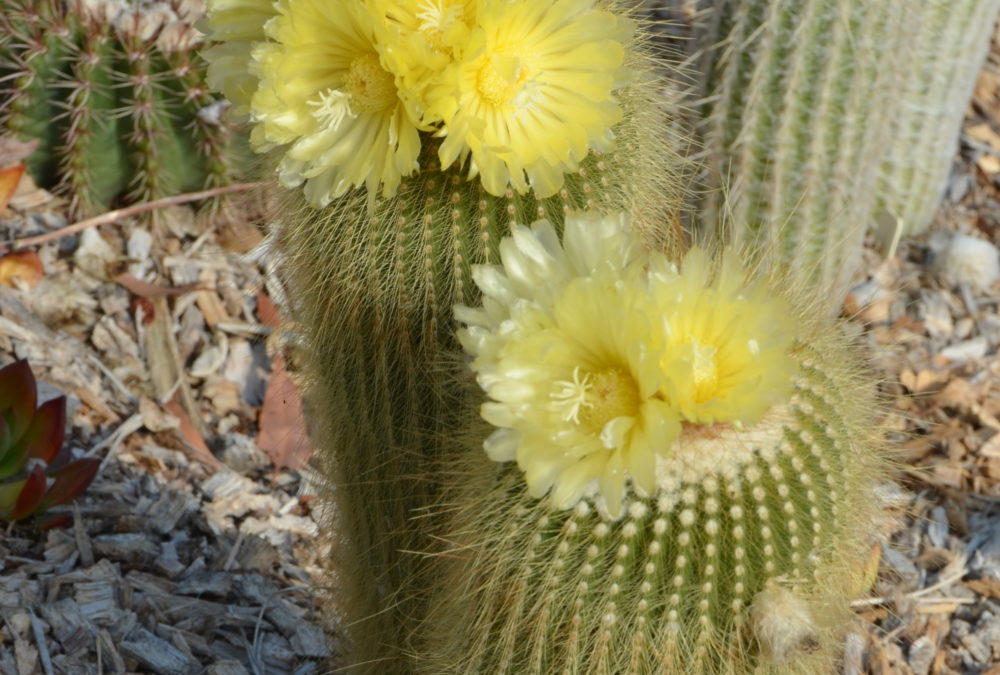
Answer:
[[418, 300, 883, 674], [0, 0, 244, 216], [666, 0, 999, 299]]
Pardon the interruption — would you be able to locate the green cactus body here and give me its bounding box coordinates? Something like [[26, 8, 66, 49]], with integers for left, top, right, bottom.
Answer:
[[876, 0, 999, 239], [662, 0, 999, 300], [272, 73, 687, 671], [416, 333, 883, 674], [0, 0, 245, 216], [682, 0, 904, 298]]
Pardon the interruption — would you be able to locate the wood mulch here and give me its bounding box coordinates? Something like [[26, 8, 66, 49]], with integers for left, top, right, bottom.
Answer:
[[848, 24, 1000, 675], [0, 181, 334, 673]]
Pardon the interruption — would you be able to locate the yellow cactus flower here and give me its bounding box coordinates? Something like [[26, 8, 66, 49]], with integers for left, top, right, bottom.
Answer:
[[651, 248, 798, 426], [429, 0, 631, 197], [456, 213, 680, 517], [371, 0, 477, 119], [200, 0, 278, 119], [205, 0, 422, 205], [456, 212, 800, 516]]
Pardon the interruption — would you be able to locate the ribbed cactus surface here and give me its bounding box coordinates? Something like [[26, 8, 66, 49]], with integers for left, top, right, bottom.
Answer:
[[876, 0, 999, 238], [416, 336, 882, 674], [662, 0, 999, 299], [275, 99, 685, 671], [0, 0, 244, 215]]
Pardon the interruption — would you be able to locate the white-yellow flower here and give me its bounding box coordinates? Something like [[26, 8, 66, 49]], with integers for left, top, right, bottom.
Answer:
[[370, 0, 477, 120], [428, 0, 631, 197], [456, 212, 800, 516], [200, 0, 279, 119], [650, 249, 798, 426], [205, 0, 422, 205], [456, 213, 679, 517]]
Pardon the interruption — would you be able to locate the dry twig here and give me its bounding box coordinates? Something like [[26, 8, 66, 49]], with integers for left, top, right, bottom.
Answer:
[[2, 183, 264, 251]]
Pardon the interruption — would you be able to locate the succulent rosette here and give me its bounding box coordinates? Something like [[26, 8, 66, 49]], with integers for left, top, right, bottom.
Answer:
[[0, 360, 99, 525]]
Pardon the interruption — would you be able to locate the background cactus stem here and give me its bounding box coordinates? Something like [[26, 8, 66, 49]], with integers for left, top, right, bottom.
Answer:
[[0, 0, 247, 217]]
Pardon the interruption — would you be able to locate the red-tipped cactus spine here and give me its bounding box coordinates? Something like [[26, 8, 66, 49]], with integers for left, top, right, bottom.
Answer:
[[0, 0, 246, 216]]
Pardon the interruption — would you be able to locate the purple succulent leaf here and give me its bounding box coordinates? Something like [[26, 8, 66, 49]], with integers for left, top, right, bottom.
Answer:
[[36, 513, 71, 531], [42, 457, 100, 509], [0, 476, 25, 517], [9, 464, 46, 521], [24, 396, 66, 464], [47, 443, 73, 472], [0, 360, 37, 440]]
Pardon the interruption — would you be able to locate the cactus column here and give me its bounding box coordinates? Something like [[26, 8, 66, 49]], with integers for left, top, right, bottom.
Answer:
[[876, 0, 999, 239], [233, 2, 690, 670], [662, 0, 999, 301], [273, 98, 685, 671]]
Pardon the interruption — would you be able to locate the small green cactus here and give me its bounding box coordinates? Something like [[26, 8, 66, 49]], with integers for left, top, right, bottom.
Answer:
[[0, 0, 245, 216], [0, 359, 100, 527]]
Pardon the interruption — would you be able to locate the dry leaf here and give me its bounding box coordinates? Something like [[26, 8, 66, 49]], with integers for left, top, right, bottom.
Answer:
[[900, 368, 950, 395], [937, 378, 980, 411], [0, 250, 44, 288], [977, 153, 1000, 176], [980, 432, 1000, 458], [0, 164, 25, 212], [113, 273, 203, 298], [967, 122, 1000, 150], [256, 290, 280, 328], [256, 354, 312, 472], [164, 399, 221, 469], [138, 396, 180, 433]]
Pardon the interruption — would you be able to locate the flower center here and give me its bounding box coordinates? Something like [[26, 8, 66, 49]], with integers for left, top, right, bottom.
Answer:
[[343, 53, 397, 113], [552, 366, 640, 432], [689, 339, 719, 404], [416, 0, 467, 49], [476, 52, 535, 107]]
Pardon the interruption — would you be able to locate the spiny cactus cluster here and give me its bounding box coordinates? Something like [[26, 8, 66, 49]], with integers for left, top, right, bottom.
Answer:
[[664, 0, 999, 299], [0, 359, 99, 528], [201, 0, 892, 673], [414, 208, 886, 674], [0, 0, 244, 216], [419, 334, 882, 674]]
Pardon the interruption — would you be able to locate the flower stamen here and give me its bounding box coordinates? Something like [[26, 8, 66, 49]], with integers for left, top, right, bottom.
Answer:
[[476, 52, 536, 107], [689, 339, 719, 404], [578, 366, 641, 432], [343, 53, 398, 114], [551, 366, 592, 424]]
